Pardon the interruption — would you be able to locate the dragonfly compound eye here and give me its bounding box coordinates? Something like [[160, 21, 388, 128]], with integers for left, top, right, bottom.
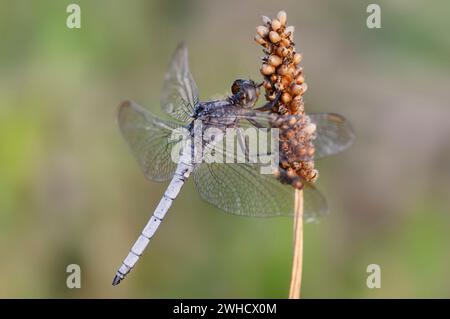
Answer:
[[231, 79, 244, 94]]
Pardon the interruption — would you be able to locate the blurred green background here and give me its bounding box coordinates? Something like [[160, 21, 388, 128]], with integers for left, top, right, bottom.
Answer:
[[1, 0, 450, 298]]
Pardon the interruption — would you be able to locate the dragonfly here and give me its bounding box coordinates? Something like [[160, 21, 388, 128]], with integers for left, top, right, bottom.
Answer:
[[112, 43, 355, 285]]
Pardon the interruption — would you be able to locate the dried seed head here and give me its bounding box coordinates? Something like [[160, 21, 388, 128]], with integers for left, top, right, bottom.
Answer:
[[256, 11, 317, 186], [271, 19, 282, 31], [269, 31, 281, 43], [277, 10, 287, 26], [268, 54, 282, 67], [256, 25, 269, 38], [261, 64, 275, 75]]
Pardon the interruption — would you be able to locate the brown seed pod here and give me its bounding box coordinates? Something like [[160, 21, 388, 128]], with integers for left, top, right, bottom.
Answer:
[[276, 46, 289, 57], [277, 64, 290, 76], [256, 25, 269, 38], [262, 15, 271, 25], [287, 65, 296, 77], [268, 54, 282, 67], [297, 147, 307, 157], [269, 31, 281, 43], [271, 19, 282, 31], [279, 38, 290, 48], [280, 75, 292, 88], [285, 26, 295, 40], [293, 53, 302, 65], [289, 104, 299, 113], [302, 161, 314, 170], [254, 34, 267, 45], [281, 92, 292, 104], [285, 129, 294, 139], [295, 74, 304, 84], [277, 10, 287, 26], [300, 82, 308, 94], [288, 116, 297, 126], [304, 123, 316, 135], [261, 64, 275, 75], [290, 84, 303, 96], [293, 67, 303, 77]]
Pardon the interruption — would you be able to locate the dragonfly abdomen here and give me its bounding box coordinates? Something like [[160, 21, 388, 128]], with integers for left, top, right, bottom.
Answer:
[[112, 160, 193, 285]]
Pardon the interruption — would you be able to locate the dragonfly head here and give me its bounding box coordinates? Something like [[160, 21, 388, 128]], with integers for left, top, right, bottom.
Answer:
[[231, 79, 261, 108]]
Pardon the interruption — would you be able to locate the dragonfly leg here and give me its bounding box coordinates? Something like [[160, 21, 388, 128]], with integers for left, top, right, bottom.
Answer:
[[255, 91, 282, 111]]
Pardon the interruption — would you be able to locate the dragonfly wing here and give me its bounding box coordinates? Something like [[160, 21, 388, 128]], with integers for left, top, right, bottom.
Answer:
[[160, 43, 199, 124], [118, 100, 187, 182], [193, 162, 327, 221], [214, 111, 355, 159], [309, 113, 355, 159]]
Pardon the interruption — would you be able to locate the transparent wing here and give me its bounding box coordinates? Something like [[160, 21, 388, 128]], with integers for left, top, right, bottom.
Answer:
[[203, 110, 355, 159], [118, 100, 187, 182], [160, 43, 199, 124], [309, 113, 355, 159], [193, 162, 327, 221]]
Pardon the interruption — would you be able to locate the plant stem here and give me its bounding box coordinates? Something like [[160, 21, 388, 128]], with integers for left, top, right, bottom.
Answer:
[[289, 189, 303, 299]]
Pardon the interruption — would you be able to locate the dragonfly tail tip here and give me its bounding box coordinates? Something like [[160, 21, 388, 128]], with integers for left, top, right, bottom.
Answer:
[[112, 274, 122, 286]]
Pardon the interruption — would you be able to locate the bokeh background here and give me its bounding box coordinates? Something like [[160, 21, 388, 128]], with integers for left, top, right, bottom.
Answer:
[[1, 0, 449, 298]]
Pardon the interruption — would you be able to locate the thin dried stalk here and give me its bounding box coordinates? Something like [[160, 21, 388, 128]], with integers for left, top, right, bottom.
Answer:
[[289, 189, 303, 299]]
